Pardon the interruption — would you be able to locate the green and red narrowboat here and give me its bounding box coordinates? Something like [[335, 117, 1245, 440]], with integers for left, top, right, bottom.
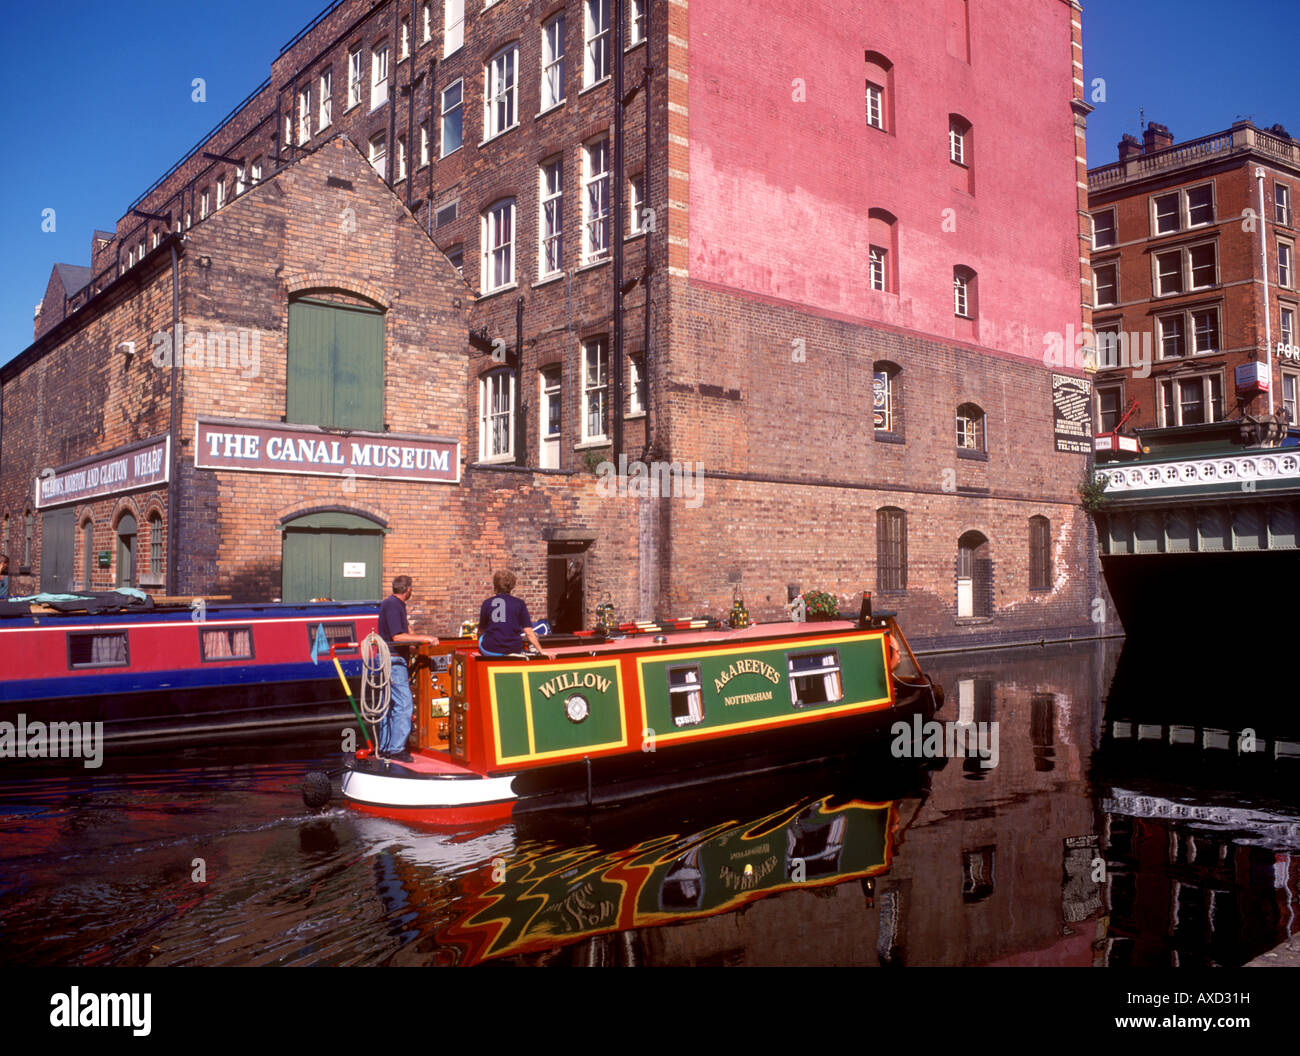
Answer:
[[340, 601, 943, 825]]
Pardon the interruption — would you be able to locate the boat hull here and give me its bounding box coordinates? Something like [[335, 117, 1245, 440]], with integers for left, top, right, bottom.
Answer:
[[340, 675, 941, 823]]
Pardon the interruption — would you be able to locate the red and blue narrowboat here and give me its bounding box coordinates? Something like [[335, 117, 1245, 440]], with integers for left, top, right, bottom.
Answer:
[[0, 594, 378, 747], [339, 601, 943, 825]]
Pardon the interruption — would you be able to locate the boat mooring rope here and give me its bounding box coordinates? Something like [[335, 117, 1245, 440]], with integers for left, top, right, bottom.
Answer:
[[358, 633, 392, 746]]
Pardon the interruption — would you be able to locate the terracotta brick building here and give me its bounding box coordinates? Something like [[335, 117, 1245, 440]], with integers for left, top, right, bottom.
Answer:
[[1, 0, 1105, 647], [1087, 120, 1300, 436]]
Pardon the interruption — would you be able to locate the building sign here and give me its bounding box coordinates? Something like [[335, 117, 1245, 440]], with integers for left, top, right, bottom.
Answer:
[[342, 562, 366, 578], [1051, 373, 1092, 454], [195, 418, 460, 484], [35, 435, 170, 509], [1276, 342, 1300, 362], [1235, 361, 1270, 393]]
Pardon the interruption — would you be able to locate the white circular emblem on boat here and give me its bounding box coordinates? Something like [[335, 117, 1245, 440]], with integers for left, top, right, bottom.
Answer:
[[564, 693, 590, 723]]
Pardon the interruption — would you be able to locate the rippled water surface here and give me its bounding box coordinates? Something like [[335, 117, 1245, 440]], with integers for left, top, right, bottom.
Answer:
[[3, 639, 1298, 967]]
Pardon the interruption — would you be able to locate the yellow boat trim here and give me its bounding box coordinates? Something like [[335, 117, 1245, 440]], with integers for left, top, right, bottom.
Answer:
[[634, 631, 892, 745]]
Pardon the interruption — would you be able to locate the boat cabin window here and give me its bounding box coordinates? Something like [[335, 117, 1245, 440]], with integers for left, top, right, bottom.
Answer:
[[667, 664, 704, 727], [200, 627, 254, 661], [309, 622, 359, 655], [787, 650, 843, 708], [67, 631, 129, 669]]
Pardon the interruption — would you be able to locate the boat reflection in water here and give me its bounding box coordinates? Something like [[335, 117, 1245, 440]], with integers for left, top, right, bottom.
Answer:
[[438, 794, 901, 965]]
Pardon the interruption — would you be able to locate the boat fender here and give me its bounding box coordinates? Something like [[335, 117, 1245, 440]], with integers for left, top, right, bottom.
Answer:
[[887, 634, 902, 672], [302, 771, 333, 810]]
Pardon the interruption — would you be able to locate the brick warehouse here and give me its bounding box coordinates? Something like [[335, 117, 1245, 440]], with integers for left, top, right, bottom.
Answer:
[[0, 0, 1110, 648], [1087, 119, 1300, 434]]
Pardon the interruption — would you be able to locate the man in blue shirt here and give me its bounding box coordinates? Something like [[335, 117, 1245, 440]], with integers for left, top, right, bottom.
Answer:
[[479, 570, 552, 658], [377, 575, 438, 761]]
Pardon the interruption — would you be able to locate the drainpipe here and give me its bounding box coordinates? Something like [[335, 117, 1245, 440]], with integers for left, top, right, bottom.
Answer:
[[1257, 168, 1275, 415], [515, 296, 526, 467], [641, 0, 653, 459], [612, 0, 625, 462], [166, 240, 182, 595]]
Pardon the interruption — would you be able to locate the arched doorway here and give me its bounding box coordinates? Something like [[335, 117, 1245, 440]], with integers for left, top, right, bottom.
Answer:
[[115, 512, 137, 589], [957, 530, 991, 618], [280, 510, 385, 602]]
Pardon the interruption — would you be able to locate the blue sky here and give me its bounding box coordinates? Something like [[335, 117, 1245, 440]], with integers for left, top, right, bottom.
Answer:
[[2, 0, 1298, 366]]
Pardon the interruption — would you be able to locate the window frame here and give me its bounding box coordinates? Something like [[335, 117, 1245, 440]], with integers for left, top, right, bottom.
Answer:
[[876, 507, 907, 592], [368, 131, 387, 178], [1028, 516, 1051, 592], [865, 81, 884, 130], [1093, 260, 1118, 307], [319, 69, 332, 129], [581, 336, 609, 443], [628, 353, 646, 415], [956, 402, 986, 454], [542, 13, 566, 112], [371, 42, 390, 110], [479, 369, 517, 463], [440, 79, 464, 157], [1158, 371, 1225, 427], [584, 0, 611, 88], [869, 245, 888, 292], [1150, 183, 1216, 235], [953, 266, 976, 319], [582, 136, 611, 264], [1280, 239, 1294, 288], [348, 47, 363, 110], [539, 157, 564, 279], [484, 45, 518, 141], [1092, 208, 1117, 249], [444, 0, 465, 57], [1276, 182, 1292, 226], [297, 86, 311, 145], [1280, 304, 1296, 348], [1095, 380, 1124, 433], [482, 198, 516, 293], [1282, 369, 1299, 424], [628, 173, 646, 235], [872, 362, 901, 437]]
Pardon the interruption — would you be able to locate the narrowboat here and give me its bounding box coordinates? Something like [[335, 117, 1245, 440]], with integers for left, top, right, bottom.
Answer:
[[339, 599, 944, 824], [0, 593, 379, 747]]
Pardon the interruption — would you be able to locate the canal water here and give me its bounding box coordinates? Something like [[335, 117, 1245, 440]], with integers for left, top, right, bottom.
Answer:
[[2, 637, 1298, 967]]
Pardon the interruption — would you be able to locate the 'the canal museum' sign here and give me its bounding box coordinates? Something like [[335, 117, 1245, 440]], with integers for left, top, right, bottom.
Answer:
[[35, 435, 170, 509], [194, 418, 461, 484]]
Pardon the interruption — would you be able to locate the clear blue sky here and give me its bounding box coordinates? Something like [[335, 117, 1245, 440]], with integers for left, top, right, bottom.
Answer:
[[2, 0, 1298, 366]]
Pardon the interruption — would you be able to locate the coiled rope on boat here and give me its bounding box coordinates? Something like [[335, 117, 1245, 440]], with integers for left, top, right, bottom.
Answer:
[[358, 633, 392, 742]]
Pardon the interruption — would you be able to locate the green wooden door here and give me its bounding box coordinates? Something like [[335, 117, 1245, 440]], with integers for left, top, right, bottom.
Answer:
[[40, 509, 75, 593], [281, 512, 383, 602], [287, 299, 384, 430]]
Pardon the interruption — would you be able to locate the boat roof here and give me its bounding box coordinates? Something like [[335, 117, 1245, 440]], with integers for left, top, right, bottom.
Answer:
[[526, 619, 882, 660]]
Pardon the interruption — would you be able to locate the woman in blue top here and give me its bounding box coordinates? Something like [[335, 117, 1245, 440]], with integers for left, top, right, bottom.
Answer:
[[479, 570, 552, 658]]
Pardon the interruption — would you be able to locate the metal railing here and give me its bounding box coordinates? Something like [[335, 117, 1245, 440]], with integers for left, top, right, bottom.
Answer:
[[1089, 124, 1300, 191]]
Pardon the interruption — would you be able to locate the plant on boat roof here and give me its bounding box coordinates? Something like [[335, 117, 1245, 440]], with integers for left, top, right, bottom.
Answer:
[[801, 590, 839, 617], [1078, 463, 1109, 514]]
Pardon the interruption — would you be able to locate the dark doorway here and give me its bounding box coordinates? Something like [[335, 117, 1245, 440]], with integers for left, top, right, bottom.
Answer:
[[115, 512, 138, 589], [547, 540, 587, 632]]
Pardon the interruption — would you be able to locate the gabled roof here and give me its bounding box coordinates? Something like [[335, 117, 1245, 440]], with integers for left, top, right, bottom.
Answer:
[[93, 230, 115, 246], [53, 263, 92, 297]]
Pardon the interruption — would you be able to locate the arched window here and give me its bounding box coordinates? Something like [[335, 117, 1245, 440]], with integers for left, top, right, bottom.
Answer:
[[949, 114, 973, 193], [149, 513, 164, 580], [953, 265, 977, 319], [81, 518, 95, 590], [864, 51, 893, 133], [877, 507, 907, 591], [873, 360, 902, 437], [1029, 516, 1052, 591], [115, 512, 137, 589], [956, 402, 985, 453], [868, 208, 898, 294], [957, 530, 991, 618], [286, 292, 385, 430]]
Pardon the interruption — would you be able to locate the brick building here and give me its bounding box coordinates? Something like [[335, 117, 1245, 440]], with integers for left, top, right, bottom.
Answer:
[[1087, 120, 1300, 435], [1, 0, 1105, 647]]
